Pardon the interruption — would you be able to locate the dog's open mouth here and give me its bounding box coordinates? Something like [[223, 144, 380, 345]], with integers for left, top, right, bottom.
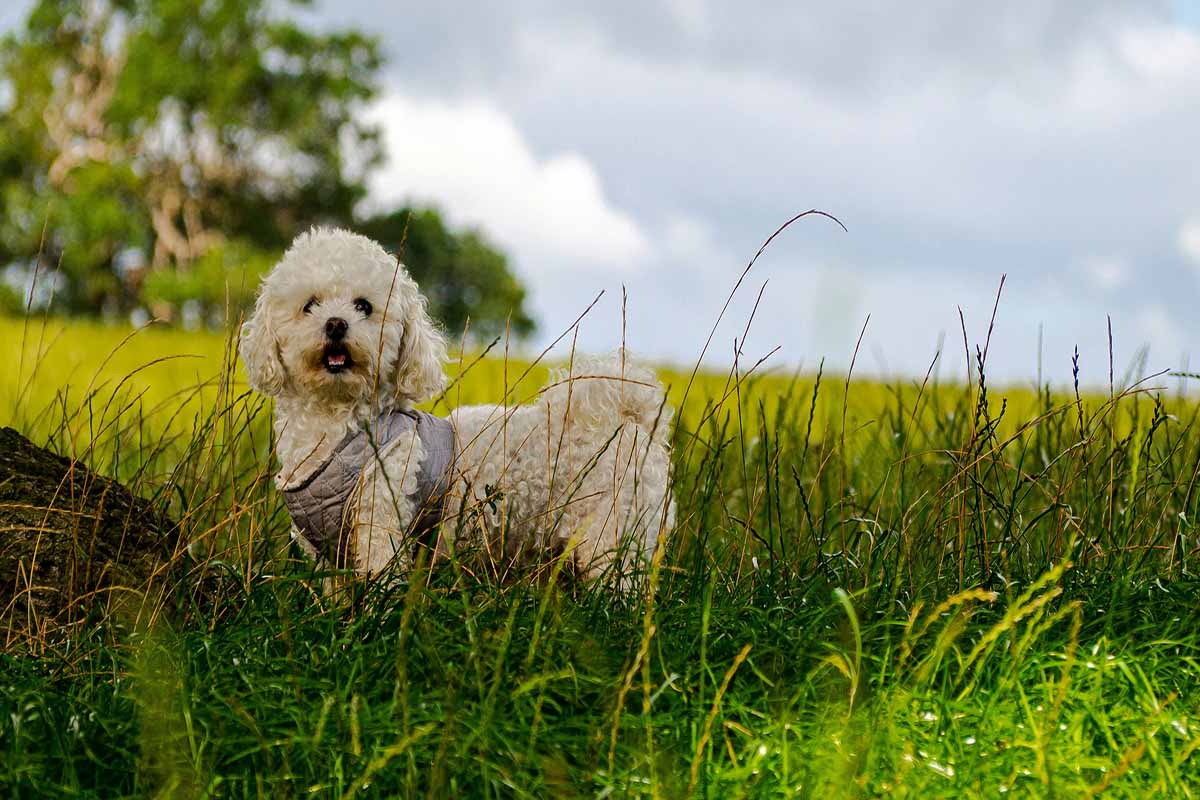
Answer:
[[322, 342, 353, 374]]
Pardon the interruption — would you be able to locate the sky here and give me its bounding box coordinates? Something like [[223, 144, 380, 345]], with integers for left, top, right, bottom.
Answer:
[[7, 1, 1200, 385]]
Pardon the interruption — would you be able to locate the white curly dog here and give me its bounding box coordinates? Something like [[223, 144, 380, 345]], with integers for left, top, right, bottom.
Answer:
[[239, 227, 674, 585]]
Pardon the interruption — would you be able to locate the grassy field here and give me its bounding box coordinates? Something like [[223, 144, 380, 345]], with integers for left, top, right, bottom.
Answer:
[[3, 315, 1200, 798]]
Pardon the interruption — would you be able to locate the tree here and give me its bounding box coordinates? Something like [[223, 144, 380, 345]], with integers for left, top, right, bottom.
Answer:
[[0, 0, 537, 341], [0, 0, 380, 313], [358, 208, 536, 343]]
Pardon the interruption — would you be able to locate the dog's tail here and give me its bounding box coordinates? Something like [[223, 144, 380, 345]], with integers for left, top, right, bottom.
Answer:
[[542, 351, 673, 443]]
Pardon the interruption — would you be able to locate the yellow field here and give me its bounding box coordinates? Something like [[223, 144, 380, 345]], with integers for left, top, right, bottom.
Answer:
[[2, 315, 1121, 462], [0, 315, 833, 432]]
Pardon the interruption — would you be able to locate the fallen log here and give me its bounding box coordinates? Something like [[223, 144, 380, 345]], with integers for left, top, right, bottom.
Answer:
[[0, 426, 177, 649]]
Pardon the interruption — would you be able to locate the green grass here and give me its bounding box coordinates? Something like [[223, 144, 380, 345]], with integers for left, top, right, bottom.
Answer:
[[3, 316, 1200, 798]]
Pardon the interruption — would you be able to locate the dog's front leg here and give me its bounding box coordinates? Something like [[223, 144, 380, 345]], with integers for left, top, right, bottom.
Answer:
[[351, 429, 425, 575]]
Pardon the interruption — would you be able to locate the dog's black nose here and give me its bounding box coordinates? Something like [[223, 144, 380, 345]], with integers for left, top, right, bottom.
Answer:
[[325, 317, 348, 340]]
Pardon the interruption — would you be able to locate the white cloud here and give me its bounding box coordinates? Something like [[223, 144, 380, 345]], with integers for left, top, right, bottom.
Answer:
[[363, 91, 649, 277], [1116, 24, 1200, 80], [507, 19, 1200, 247], [1079, 256, 1129, 291], [664, 0, 711, 39], [1181, 218, 1200, 266]]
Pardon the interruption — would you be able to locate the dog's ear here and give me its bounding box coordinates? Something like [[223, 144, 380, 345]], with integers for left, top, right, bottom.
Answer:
[[393, 290, 447, 406], [239, 290, 286, 396]]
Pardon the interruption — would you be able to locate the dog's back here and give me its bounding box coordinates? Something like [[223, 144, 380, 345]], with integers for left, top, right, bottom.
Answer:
[[444, 354, 675, 584]]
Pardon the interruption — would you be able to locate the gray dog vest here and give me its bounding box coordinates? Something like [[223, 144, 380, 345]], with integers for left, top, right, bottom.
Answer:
[[282, 409, 456, 565]]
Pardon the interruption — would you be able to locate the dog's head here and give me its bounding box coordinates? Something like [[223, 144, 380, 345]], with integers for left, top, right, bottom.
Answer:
[[239, 227, 446, 408]]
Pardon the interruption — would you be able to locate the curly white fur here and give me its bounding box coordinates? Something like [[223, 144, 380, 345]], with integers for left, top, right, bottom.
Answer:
[[241, 227, 674, 584]]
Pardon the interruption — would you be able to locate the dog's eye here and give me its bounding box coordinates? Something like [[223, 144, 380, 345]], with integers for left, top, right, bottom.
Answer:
[[354, 298, 373, 317], [302, 297, 318, 315]]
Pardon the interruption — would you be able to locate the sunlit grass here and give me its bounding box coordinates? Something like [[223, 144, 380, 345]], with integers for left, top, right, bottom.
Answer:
[[3, 314, 1200, 797]]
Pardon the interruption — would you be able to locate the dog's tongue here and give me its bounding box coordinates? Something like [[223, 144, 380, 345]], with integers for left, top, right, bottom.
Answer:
[[327, 353, 346, 366]]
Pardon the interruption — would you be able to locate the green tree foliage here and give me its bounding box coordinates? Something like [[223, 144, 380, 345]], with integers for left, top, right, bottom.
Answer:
[[0, 0, 537, 341], [138, 239, 277, 323], [0, 282, 22, 316], [358, 208, 536, 343], [0, 0, 381, 313]]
